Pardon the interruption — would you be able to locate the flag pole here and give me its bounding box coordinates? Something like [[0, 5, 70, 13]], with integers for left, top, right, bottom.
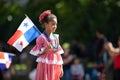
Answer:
[[25, 14, 28, 18]]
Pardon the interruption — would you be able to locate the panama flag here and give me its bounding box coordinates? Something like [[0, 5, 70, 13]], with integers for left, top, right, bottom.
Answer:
[[0, 52, 14, 70], [7, 16, 41, 52]]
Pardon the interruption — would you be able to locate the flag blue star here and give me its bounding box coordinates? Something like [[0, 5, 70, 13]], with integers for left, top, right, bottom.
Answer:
[[23, 23, 28, 27]]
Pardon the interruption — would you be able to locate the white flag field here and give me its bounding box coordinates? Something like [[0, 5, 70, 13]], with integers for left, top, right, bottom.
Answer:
[[7, 16, 41, 52]]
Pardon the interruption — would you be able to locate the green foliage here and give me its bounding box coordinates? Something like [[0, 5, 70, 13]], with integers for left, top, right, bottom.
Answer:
[[0, 0, 120, 43]]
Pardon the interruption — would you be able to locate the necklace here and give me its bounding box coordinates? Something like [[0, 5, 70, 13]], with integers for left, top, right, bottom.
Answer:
[[43, 31, 58, 52]]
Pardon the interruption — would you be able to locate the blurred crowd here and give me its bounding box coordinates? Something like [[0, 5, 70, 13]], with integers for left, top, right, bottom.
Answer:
[[0, 29, 115, 80], [61, 29, 113, 80]]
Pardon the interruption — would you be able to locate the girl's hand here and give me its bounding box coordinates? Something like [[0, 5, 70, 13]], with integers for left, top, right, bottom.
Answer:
[[60, 66, 64, 77], [44, 44, 51, 52], [38, 44, 51, 57]]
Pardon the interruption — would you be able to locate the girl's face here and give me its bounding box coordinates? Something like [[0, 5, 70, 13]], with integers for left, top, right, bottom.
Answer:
[[45, 18, 57, 33]]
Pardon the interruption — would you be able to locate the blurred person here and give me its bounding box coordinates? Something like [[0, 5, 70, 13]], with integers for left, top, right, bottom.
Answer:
[[95, 29, 108, 80], [61, 42, 75, 80], [95, 29, 107, 64], [30, 10, 64, 80], [70, 37, 86, 58], [85, 73, 91, 80], [70, 58, 84, 80], [29, 68, 36, 80], [105, 36, 120, 80]]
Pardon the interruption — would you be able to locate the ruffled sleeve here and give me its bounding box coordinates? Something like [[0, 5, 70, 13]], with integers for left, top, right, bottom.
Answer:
[[30, 35, 46, 56], [57, 45, 64, 54]]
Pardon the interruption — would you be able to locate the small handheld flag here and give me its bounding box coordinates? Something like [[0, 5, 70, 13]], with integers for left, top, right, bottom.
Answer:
[[7, 16, 41, 52], [0, 52, 15, 70]]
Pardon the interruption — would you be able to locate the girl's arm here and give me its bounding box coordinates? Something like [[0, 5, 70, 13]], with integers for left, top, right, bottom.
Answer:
[[30, 35, 52, 57], [38, 44, 51, 57]]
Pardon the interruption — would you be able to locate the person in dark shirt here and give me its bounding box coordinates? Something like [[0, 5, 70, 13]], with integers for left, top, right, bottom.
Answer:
[[95, 29, 108, 80], [95, 29, 107, 64]]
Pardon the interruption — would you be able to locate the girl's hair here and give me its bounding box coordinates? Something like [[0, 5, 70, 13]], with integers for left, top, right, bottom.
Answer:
[[39, 10, 57, 25]]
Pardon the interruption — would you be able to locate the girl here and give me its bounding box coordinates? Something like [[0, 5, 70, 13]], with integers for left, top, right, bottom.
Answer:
[[30, 10, 64, 80]]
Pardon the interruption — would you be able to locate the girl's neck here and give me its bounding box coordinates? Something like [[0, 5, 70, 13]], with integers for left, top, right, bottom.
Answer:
[[45, 30, 52, 36]]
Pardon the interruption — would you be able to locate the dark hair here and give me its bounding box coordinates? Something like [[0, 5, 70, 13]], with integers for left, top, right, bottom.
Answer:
[[96, 28, 104, 34], [41, 14, 57, 24]]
